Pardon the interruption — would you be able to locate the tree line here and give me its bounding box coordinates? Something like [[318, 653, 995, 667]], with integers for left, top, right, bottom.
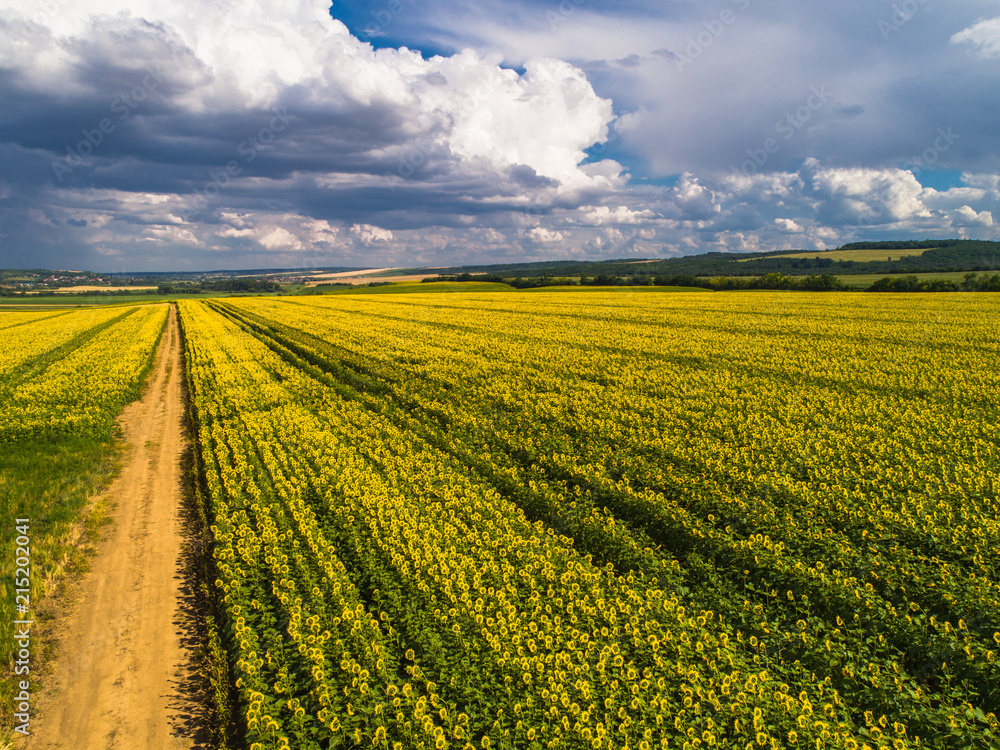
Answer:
[[156, 279, 281, 294], [425, 272, 1000, 293], [422, 239, 1000, 280], [867, 273, 1000, 293]]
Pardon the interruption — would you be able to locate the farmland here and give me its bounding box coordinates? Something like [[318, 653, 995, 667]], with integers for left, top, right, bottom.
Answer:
[[175, 291, 999, 750], [0, 305, 168, 717], [737, 248, 935, 264]]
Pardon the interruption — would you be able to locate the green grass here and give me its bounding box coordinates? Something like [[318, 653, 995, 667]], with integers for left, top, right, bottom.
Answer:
[[308, 281, 515, 295], [300, 281, 714, 296], [0, 306, 167, 738], [1, 434, 125, 732]]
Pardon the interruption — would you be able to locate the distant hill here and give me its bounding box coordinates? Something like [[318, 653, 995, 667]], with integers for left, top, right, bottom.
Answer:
[[421, 239, 1000, 279], [0, 266, 364, 293], [4, 241, 998, 289]]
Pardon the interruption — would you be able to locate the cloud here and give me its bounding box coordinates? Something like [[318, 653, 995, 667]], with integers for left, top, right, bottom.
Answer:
[[144, 225, 199, 244], [953, 206, 994, 227], [961, 172, 1000, 193], [774, 218, 804, 233], [670, 174, 720, 221], [0, 0, 621, 247], [952, 17, 1000, 59], [254, 226, 305, 251], [2, 0, 1000, 270], [658, 162, 1000, 245], [526, 227, 565, 243], [576, 205, 655, 226], [435, 54, 618, 190], [411, 1, 1000, 178], [351, 223, 394, 244], [804, 159, 930, 225]]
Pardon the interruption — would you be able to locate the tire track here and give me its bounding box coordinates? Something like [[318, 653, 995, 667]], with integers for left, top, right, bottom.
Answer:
[[23, 305, 202, 749]]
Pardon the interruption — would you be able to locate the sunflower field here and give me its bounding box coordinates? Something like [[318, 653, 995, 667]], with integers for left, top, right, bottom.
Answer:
[[0, 305, 168, 444], [178, 290, 1000, 750], [0, 303, 169, 719]]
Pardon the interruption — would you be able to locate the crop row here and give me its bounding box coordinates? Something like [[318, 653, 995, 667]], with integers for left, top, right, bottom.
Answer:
[[181, 292, 1000, 749], [0, 305, 168, 443], [182, 297, 899, 750]]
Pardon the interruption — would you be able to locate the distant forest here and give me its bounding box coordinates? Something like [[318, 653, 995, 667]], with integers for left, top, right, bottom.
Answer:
[[156, 279, 281, 294], [428, 271, 1000, 293]]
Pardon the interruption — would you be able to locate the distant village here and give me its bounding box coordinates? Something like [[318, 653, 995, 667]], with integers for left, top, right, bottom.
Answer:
[[8, 273, 120, 288], [0, 269, 250, 293]]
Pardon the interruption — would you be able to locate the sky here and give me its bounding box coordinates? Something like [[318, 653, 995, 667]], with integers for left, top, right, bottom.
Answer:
[[1, 0, 999, 272]]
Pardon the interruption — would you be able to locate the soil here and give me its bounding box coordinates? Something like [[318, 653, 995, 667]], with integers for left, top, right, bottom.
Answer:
[[22, 305, 207, 749]]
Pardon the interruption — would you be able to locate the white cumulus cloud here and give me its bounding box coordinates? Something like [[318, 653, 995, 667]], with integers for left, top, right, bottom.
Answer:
[[805, 160, 930, 224], [670, 174, 720, 221], [953, 206, 994, 227], [526, 227, 565, 243], [952, 17, 1000, 59], [576, 205, 655, 226], [0, 0, 618, 192], [351, 223, 394, 244], [774, 218, 804, 233]]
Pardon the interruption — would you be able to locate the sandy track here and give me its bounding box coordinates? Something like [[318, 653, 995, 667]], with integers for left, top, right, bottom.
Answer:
[[304, 273, 439, 286], [23, 305, 202, 749], [309, 266, 398, 279]]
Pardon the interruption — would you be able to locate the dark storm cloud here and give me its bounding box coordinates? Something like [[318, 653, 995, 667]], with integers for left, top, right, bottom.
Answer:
[[0, 0, 998, 271]]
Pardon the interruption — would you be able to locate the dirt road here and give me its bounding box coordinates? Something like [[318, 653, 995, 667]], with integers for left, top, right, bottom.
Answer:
[[24, 305, 203, 749]]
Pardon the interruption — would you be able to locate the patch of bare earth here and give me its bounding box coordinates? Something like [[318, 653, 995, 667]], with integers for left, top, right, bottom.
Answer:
[[22, 305, 208, 750]]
